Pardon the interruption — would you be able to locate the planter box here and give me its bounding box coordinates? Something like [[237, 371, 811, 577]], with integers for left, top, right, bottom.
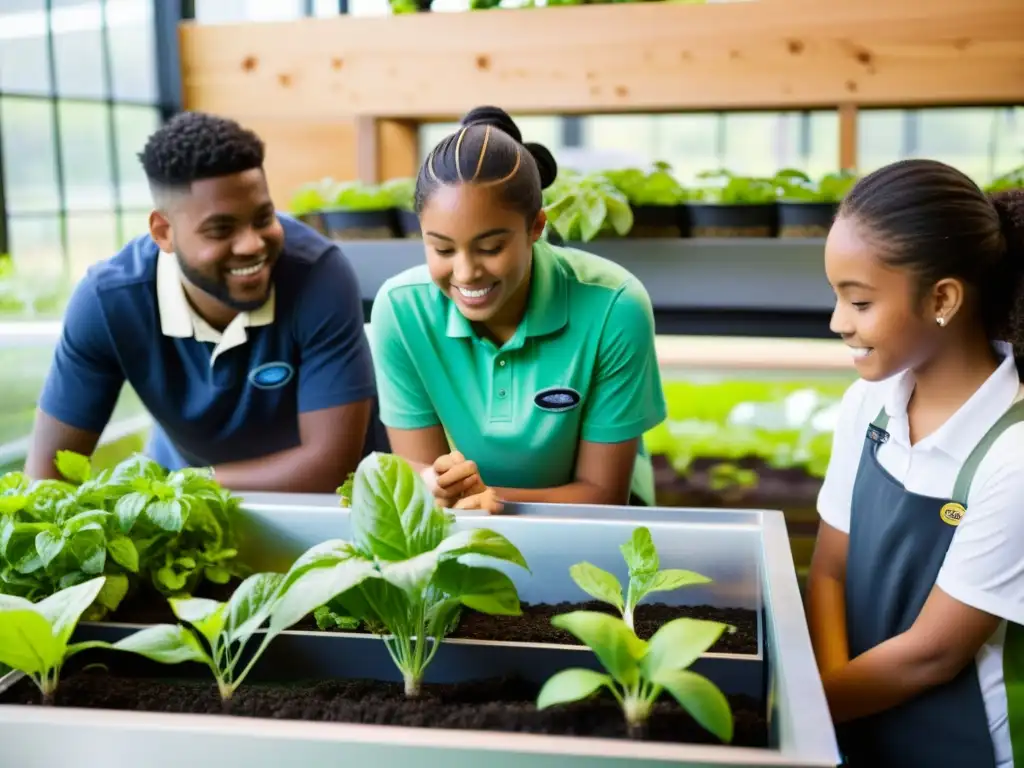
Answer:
[[0, 496, 839, 768]]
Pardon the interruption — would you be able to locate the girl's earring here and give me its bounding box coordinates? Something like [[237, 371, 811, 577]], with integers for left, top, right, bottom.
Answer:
[[936, 316, 946, 327]]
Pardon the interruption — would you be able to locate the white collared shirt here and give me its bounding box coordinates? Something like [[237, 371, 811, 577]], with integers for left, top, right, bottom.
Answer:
[[156, 251, 275, 366], [818, 341, 1024, 767]]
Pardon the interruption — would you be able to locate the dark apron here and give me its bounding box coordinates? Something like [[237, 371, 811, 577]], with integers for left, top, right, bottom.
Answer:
[[840, 399, 1024, 767]]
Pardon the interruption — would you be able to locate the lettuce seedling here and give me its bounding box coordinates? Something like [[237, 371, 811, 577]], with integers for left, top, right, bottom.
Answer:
[[537, 611, 733, 742], [569, 526, 711, 631], [290, 452, 529, 697], [112, 560, 375, 702], [0, 576, 110, 703]]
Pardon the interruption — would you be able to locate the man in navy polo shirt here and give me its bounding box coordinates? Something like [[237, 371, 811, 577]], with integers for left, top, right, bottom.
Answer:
[[25, 111, 383, 492]]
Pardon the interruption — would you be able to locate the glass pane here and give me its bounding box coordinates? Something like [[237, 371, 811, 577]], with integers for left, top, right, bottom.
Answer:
[[114, 105, 160, 208], [8, 216, 65, 279], [0, 0, 52, 95], [118, 209, 152, 249], [67, 213, 117, 281], [1, 97, 61, 214], [313, 0, 341, 14], [108, 0, 157, 101], [348, 0, 389, 16], [51, 0, 106, 99], [58, 101, 116, 211], [195, 0, 305, 22], [581, 111, 840, 183]]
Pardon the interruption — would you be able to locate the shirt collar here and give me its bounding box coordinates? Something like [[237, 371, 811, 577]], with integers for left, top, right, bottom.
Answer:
[[444, 240, 568, 344], [156, 251, 275, 363], [884, 340, 1022, 462]]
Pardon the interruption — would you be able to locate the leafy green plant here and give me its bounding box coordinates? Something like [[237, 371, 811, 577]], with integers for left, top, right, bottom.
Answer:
[[288, 452, 530, 696], [111, 561, 376, 702], [288, 178, 335, 216], [773, 169, 857, 203], [0, 576, 110, 703], [688, 170, 775, 205], [569, 526, 710, 630], [329, 180, 398, 212], [603, 162, 687, 206], [543, 171, 634, 242], [536, 611, 733, 742], [985, 165, 1023, 193], [382, 177, 416, 211], [0, 452, 244, 617]]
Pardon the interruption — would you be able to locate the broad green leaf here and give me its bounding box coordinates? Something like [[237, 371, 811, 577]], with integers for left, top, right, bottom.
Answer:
[[379, 548, 440, 596], [226, 572, 286, 640], [620, 527, 658, 576], [605, 196, 634, 235], [55, 451, 91, 484], [434, 528, 529, 570], [114, 492, 151, 532], [35, 575, 106, 645], [66, 640, 114, 659], [63, 509, 110, 534], [59, 571, 88, 589], [0, 472, 30, 494], [313, 605, 361, 631], [113, 623, 209, 665], [269, 551, 378, 635], [580, 196, 607, 242], [0, 610, 59, 674], [643, 569, 711, 595], [433, 561, 521, 616], [425, 596, 462, 639], [170, 597, 222, 626], [155, 566, 188, 592], [205, 565, 231, 584], [147, 499, 186, 532], [350, 452, 447, 560], [569, 562, 623, 611], [0, 495, 26, 515], [107, 535, 139, 573], [654, 668, 734, 744], [70, 528, 106, 575], [640, 618, 727, 681], [552, 611, 647, 686], [109, 455, 165, 482], [95, 574, 130, 613], [0, 594, 34, 611], [2, 520, 49, 573], [35, 528, 65, 568], [536, 667, 612, 710]]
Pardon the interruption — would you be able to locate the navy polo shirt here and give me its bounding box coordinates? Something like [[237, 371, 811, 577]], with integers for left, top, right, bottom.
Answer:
[[38, 214, 378, 470]]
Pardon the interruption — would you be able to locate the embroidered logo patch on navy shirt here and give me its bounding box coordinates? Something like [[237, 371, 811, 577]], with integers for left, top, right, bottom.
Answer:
[[533, 387, 582, 413], [248, 362, 295, 390]]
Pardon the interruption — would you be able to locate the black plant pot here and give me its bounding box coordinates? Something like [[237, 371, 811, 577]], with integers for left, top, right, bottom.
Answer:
[[629, 204, 688, 238], [686, 203, 777, 238], [296, 213, 327, 237], [395, 208, 421, 239], [777, 202, 838, 238], [322, 209, 398, 240]]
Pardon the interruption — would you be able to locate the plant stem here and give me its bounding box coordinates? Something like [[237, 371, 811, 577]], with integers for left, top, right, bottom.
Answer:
[[404, 673, 420, 697]]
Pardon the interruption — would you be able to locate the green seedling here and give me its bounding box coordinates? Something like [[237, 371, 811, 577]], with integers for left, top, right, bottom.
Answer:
[[112, 561, 375, 702], [0, 576, 110, 703], [290, 452, 530, 697], [569, 526, 711, 631], [537, 610, 734, 742]]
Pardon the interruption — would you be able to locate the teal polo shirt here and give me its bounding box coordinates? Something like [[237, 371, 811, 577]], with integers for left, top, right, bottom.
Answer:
[[369, 239, 667, 505]]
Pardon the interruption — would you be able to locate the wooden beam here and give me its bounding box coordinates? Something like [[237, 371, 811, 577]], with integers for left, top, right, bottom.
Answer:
[[178, 0, 1024, 120], [838, 104, 858, 171], [353, 118, 420, 183]]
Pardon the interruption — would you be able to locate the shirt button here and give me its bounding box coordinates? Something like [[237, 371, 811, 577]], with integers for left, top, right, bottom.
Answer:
[[498, 360, 506, 367], [498, 389, 507, 397]]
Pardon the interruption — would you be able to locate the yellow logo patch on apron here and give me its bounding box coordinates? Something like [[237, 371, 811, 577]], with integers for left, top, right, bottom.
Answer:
[[940, 502, 966, 527]]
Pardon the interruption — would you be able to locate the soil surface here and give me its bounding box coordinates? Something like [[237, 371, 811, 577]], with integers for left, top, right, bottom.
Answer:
[[6, 671, 767, 748], [291, 600, 757, 655]]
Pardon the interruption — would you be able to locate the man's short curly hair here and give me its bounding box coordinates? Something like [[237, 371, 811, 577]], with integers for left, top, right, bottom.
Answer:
[[138, 111, 265, 197]]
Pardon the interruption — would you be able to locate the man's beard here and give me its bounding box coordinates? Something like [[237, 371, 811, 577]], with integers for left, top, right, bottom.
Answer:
[[175, 250, 271, 312]]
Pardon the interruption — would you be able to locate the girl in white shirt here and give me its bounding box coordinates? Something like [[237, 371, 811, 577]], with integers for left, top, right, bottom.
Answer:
[[806, 158, 1024, 767]]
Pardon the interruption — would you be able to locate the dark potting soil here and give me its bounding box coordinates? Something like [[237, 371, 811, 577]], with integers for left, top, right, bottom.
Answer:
[[6, 671, 768, 748]]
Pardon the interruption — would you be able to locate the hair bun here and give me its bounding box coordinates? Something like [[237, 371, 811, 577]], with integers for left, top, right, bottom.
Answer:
[[991, 189, 1024, 266], [461, 106, 522, 143], [525, 142, 558, 190]]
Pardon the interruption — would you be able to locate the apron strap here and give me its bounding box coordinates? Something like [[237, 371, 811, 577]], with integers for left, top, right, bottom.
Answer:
[[952, 399, 1024, 506]]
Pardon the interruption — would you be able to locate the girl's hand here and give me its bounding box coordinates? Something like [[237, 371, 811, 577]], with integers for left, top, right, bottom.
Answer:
[[453, 486, 505, 515], [431, 451, 487, 506]]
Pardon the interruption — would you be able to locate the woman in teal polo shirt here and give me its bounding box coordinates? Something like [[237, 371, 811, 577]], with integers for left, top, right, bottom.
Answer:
[[369, 106, 667, 513]]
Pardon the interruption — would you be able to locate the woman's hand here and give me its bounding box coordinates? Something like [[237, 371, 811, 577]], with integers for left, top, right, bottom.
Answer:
[[427, 451, 504, 514]]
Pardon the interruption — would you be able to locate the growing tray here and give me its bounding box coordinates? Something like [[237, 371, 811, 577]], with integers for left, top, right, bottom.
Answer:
[[0, 496, 840, 768]]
